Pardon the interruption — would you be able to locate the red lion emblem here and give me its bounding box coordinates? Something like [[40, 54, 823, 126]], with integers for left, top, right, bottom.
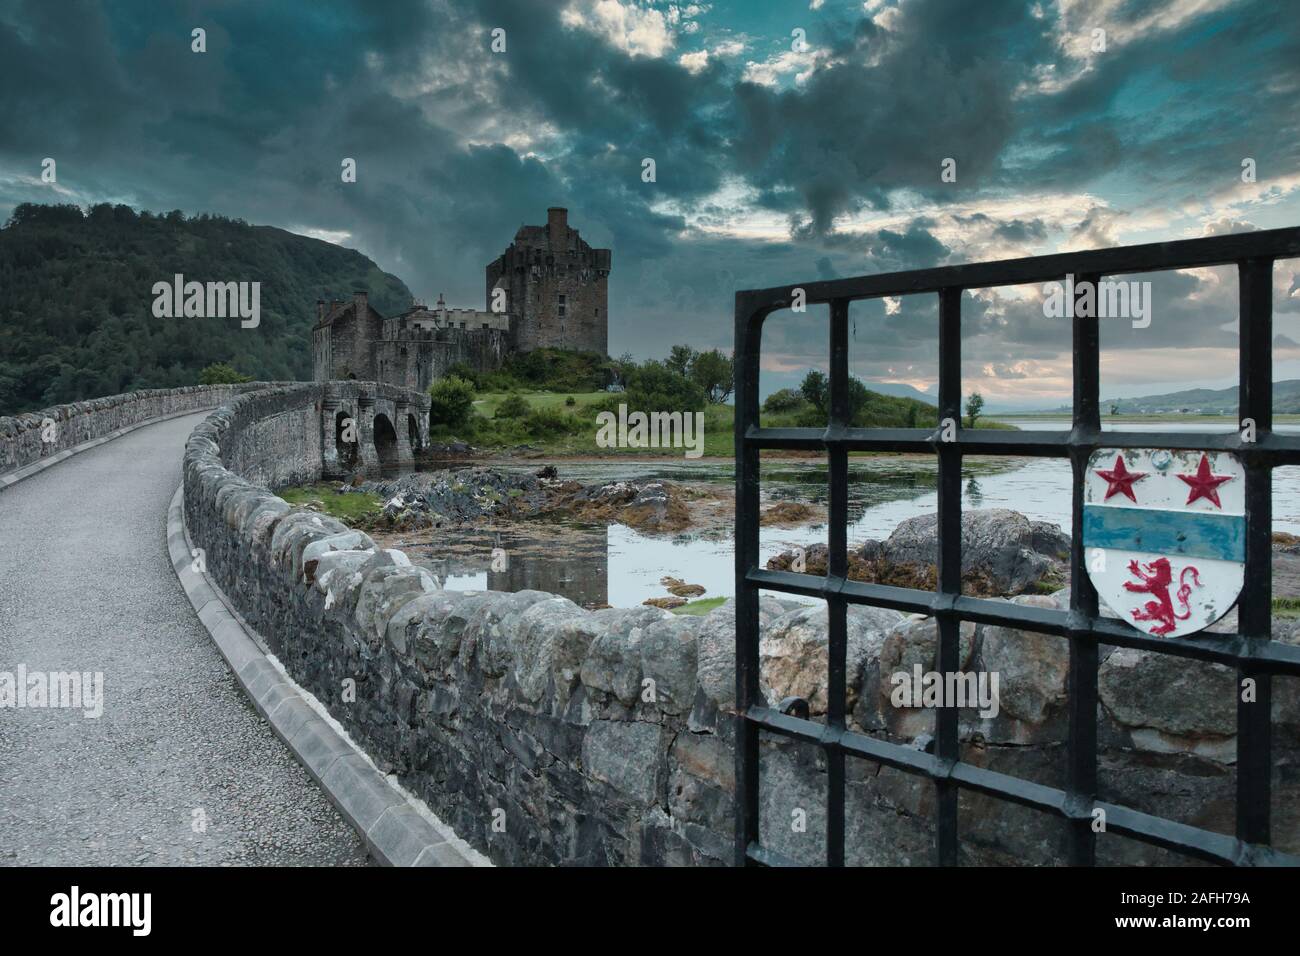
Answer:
[[1123, 558, 1201, 636]]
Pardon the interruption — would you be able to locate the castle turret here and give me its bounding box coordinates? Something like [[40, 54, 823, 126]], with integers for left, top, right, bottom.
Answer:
[[547, 207, 567, 250]]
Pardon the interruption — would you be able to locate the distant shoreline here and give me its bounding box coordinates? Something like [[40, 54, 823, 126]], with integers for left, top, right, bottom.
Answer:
[[991, 412, 1300, 423]]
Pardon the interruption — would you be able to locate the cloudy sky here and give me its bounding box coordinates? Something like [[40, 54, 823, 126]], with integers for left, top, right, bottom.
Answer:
[[2, 0, 1298, 408]]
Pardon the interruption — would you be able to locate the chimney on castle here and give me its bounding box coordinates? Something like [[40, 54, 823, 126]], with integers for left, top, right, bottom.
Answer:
[[316, 299, 325, 322], [547, 207, 567, 250], [353, 291, 368, 314]]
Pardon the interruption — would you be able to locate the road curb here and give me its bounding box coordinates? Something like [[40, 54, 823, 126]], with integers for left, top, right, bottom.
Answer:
[[0, 406, 217, 491], [166, 484, 477, 867]]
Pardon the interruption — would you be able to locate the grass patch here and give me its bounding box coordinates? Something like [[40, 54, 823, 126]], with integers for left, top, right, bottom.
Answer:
[[455, 391, 734, 456], [1273, 597, 1300, 619], [473, 390, 609, 417], [671, 596, 727, 616], [277, 483, 382, 523]]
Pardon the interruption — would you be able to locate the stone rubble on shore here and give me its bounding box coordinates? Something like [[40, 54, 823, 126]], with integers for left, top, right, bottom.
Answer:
[[343, 467, 708, 533]]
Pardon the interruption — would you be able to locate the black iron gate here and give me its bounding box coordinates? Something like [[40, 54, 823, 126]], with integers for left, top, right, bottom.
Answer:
[[733, 226, 1300, 866]]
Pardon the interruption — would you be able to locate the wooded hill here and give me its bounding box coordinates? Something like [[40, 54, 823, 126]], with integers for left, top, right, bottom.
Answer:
[[0, 203, 413, 415]]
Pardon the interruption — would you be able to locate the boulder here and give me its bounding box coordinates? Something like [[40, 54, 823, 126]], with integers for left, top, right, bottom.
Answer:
[[696, 596, 799, 711], [510, 598, 601, 707], [640, 616, 702, 715], [976, 593, 1070, 734], [582, 720, 663, 804], [760, 603, 904, 716], [881, 509, 1066, 595], [582, 607, 669, 705]]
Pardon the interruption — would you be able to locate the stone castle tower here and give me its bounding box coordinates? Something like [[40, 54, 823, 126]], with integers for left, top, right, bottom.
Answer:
[[485, 207, 611, 355]]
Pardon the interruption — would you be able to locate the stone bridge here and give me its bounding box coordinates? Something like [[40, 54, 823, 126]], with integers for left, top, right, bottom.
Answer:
[[318, 380, 431, 478]]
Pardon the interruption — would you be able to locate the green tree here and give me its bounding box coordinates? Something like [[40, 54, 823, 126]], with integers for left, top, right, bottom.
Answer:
[[603, 352, 636, 392], [965, 391, 985, 428], [612, 359, 706, 413], [690, 348, 734, 404], [428, 375, 476, 429], [800, 370, 828, 413], [198, 362, 251, 385], [666, 344, 698, 378], [445, 361, 481, 390]]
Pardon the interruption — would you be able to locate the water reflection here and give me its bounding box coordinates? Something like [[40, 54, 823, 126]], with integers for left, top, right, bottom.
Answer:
[[393, 432, 1300, 607], [399, 523, 612, 608]]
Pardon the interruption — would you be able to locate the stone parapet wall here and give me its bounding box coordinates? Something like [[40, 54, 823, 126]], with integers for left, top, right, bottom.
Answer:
[[182, 391, 1300, 866], [0, 383, 272, 476]]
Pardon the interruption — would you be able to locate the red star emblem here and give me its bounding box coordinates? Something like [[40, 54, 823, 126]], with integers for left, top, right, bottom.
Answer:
[[1178, 453, 1233, 509], [1095, 455, 1147, 502]]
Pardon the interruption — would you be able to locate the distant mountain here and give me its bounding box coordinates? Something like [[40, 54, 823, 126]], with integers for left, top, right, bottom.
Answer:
[[863, 381, 937, 402], [0, 202, 413, 415], [1031, 380, 1300, 415]]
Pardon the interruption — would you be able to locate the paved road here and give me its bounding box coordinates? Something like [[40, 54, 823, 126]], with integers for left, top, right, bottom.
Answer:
[[0, 414, 370, 865]]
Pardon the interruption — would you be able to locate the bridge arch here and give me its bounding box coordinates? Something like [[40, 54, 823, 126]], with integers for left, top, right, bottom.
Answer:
[[406, 413, 420, 454], [334, 406, 358, 471], [372, 413, 398, 467]]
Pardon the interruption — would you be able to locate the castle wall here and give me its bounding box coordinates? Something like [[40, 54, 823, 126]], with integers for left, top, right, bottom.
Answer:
[[373, 329, 509, 392]]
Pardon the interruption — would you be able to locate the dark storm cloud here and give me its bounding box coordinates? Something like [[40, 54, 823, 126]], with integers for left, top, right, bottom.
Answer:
[[730, 0, 1050, 233], [1009, 1, 1300, 199], [0, 0, 1296, 385]]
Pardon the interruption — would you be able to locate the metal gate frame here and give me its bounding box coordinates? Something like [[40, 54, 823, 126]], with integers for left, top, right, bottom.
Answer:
[[733, 226, 1300, 866]]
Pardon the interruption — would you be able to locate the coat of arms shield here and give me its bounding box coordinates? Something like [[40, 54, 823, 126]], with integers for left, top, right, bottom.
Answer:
[[1083, 448, 1245, 638]]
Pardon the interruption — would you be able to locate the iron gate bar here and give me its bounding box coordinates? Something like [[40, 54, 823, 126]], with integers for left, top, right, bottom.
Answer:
[[746, 568, 1300, 674], [733, 225, 1300, 867], [1237, 258, 1274, 848], [935, 286, 962, 865]]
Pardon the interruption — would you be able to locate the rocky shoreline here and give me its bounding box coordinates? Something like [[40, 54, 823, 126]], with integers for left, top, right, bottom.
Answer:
[[337, 467, 725, 534]]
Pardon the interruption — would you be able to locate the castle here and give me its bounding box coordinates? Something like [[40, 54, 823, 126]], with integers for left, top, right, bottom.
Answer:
[[312, 208, 610, 390]]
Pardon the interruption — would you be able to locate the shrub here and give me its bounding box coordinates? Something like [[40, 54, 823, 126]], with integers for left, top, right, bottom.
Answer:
[[523, 405, 580, 437], [445, 361, 481, 389], [762, 387, 805, 414], [198, 362, 251, 385], [494, 393, 531, 419], [565, 395, 576, 406], [428, 375, 476, 429]]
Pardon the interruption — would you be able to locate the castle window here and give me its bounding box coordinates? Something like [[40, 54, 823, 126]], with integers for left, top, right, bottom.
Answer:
[[558, 294, 566, 318]]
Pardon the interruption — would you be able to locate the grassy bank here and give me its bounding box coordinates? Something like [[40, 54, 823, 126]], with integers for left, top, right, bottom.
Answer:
[[278, 483, 382, 522], [443, 390, 1013, 458]]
